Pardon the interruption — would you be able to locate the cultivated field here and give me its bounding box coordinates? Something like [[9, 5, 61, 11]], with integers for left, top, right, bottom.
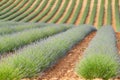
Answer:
[[0, 0, 120, 80], [0, 0, 120, 31]]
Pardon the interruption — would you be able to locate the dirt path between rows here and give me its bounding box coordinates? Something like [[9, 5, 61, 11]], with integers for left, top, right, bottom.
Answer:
[[116, 33, 120, 54], [66, 0, 79, 23], [75, 0, 87, 25], [37, 32, 96, 80], [57, 0, 72, 23], [111, 0, 116, 31], [35, 32, 120, 80], [48, 0, 65, 23], [85, 0, 94, 24], [22, 0, 43, 21], [30, 0, 52, 21], [17, 0, 29, 12], [119, 0, 120, 12], [103, 0, 107, 25], [39, 0, 59, 22], [21, 32, 120, 80], [3, 0, 17, 10], [93, 0, 101, 28]]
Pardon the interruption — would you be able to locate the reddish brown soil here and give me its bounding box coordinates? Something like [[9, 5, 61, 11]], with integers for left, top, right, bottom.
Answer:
[[30, 0, 52, 22], [116, 33, 120, 54], [48, 0, 65, 23], [112, 0, 117, 31], [40, 0, 59, 22], [66, 0, 79, 23], [75, 0, 87, 25], [22, 0, 43, 20], [22, 32, 120, 80], [103, 0, 107, 25], [57, 0, 72, 23], [37, 32, 96, 80], [85, 0, 94, 24], [93, 0, 101, 27]]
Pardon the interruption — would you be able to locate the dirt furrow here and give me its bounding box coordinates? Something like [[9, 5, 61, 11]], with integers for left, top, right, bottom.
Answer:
[[75, 0, 87, 25], [48, 0, 65, 23], [39, 0, 58, 21], [30, 0, 37, 9], [93, 0, 101, 28], [19, 0, 29, 10], [18, 0, 36, 15], [24, 32, 120, 80], [85, 0, 94, 24], [116, 33, 120, 54], [56, 0, 72, 23], [38, 32, 96, 80], [103, 0, 107, 25], [30, 0, 52, 21], [66, 0, 79, 23], [27, 0, 44, 16], [119, 0, 120, 12], [111, 0, 116, 31], [3, 0, 24, 14]]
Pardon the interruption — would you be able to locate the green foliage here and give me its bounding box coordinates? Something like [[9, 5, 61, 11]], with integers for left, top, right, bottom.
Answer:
[[0, 0, 28, 19], [76, 26, 120, 79], [70, 0, 83, 24], [41, 0, 62, 22], [59, 0, 75, 23], [0, 25, 96, 80], [97, 0, 104, 29], [31, 0, 56, 22], [12, 0, 42, 21], [0, 0, 14, 11], [0, 0, 8, 6], [0, 25, 71, 53], [0, 0, 21, 15], [76, 54, 119, 80], [0, 21, 26, 27], [79, 0, 91, 24], [50, 0, 69, 23], [89, 0, 98, 24], [0, 23, 45, 35], [3, 0, 34, 21], [115, 0, 120, 31], [21, 0, 48, 22], [106, 0, 112, 25]]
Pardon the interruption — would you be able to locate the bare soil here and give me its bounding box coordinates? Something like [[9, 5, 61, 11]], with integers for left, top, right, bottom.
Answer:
[[111, 0, 117, 31], [10, 0, 24, 12], [57, 0, 72, 23], [85, 0, 94, 24], [75, 0, 87, 25], [93, 0, 101, 27], [103, 0, 107, 25], [23, 0, 44, 20], [116, 33, 120, 54], [30, 0, 52, 21], [39, 0, 59, 22], [22, 32, 120, 80], [37, 32, 96, 80], [66, 0, 79, 23], [48, 0, 65, 23]]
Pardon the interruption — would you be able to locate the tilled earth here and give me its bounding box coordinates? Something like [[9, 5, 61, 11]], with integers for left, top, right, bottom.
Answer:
[[23, 32, 120, 80]]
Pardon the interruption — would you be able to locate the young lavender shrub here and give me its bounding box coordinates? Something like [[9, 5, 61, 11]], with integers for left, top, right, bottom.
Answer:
[[0, 23, 46, 35], [76, 54, 119, 80], [75, 26, 120, 80], [0, 25, 96, 80], [0, 25, 71, 53]]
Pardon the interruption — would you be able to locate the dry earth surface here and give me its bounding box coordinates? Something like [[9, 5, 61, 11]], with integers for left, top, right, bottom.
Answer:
[[22, 32, 120, 80]]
